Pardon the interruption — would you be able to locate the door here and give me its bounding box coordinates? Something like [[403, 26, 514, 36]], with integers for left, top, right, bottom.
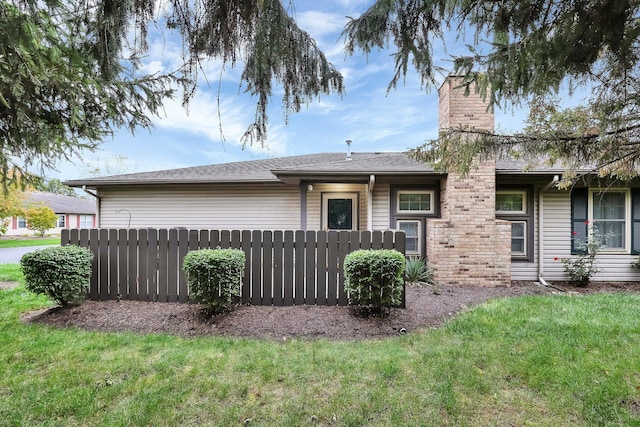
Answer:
[[322, 193, 358, 230]]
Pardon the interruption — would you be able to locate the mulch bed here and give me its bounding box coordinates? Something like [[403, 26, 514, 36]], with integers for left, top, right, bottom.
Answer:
[[19, 281, 640, 341]]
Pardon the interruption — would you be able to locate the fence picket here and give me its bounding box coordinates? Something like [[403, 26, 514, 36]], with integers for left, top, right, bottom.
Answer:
[[316, 231, 327, 305], [138, 229, 148, 301], [251, 230, 262, 305], [283, 230, 294, 305], [108, 229, 118, 300], [273, 230, 284, 306], [158, 229, 169, 302]]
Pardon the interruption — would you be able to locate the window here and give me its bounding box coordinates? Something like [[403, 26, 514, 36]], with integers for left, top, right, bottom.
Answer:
[[17, 217, 27, 228], [56, 215, 65, 228], [495, 188, 532, 259], [572, 188, 637, 253], [496, 191, 527, 214], [397, 191, 434, 214], [79, 215, 93, 228], [510, 221, 527, 256], [397, 220, 421, 256], [589, 189, 630, 251], [322, 193, 358, 231]]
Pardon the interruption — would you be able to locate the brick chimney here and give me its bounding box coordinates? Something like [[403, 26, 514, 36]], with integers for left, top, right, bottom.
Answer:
[[427, 76, 511, 286]]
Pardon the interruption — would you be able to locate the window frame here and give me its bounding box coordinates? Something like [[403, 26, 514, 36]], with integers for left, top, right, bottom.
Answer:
[[509, 220, 527, 257], [321, 192, 359, 231], [588, 188, 631, 253], [496, 190, 528, 215], [396, 190, 435, 214], [79, 215, 93, 229], [56, 215, 65, 228], [396, 219, 422, 256], [17, 216, 27, 228], [495, 186, 533, 261]]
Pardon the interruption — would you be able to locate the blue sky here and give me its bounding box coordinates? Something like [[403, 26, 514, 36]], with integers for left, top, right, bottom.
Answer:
[[48, 0, 533, 181]]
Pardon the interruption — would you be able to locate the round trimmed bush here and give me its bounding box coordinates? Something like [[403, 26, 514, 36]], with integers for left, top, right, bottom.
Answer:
[[20, 245, 93, 307]]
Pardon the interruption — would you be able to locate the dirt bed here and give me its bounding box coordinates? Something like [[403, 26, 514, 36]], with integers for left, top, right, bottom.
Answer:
[[20, 281, 640, 341]]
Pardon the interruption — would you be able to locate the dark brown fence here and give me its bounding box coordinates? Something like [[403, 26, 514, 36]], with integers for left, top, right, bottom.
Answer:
[[61, 229, 406, 306]]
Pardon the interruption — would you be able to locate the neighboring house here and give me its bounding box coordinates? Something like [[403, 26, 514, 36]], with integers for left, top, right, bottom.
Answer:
[[64, 77, 640, 285], [5, 191, 97, 236]]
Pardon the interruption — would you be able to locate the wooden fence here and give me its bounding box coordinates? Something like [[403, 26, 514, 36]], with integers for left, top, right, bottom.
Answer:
[[62, 228, 406, 307]]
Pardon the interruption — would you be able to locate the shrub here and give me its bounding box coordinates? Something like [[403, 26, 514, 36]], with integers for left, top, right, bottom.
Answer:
[[558, 228, 606, 287], [405, 257, 434, 285], [183, 248, 245, 313], [25, 204, 57, 236], [20, 245, 93, 307], [343, 249, 405, 315]]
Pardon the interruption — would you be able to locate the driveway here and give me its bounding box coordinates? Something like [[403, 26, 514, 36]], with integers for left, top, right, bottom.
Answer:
[[0, 246, 58, 264]]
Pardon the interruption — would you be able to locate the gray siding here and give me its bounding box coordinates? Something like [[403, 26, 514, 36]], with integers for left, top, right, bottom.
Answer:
[[541, 189, 640, 282], [98, 184, 300, 230]]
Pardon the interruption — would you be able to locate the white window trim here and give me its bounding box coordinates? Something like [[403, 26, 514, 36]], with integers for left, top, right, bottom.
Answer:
[[396, 190, 435, 214], [496, 190, 527, 215], [321, 192, 359, 231], [396, 219, 421, 256], [588, 188, 631, 253], [510, 220, 527, 257], [79, 215, 93, 228]]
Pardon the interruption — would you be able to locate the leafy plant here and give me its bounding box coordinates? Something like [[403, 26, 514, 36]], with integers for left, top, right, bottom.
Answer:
[[183, 248, 245, 313], [343, 249, 405, 315], [557, 228, 606, 287], [20, 245, 93, 306], [404, 257, 434, 285]]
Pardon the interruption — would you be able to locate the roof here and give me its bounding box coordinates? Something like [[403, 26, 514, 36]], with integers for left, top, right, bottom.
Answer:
[[64, 152, 441, 187], [25, 192, 96, 215], [64, 151, 566, 188]]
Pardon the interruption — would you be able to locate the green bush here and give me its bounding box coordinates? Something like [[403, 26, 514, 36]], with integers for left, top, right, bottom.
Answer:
[[183, 248, 246, 313], [343, 249, 405, 314], [20, 245, 93, 307]]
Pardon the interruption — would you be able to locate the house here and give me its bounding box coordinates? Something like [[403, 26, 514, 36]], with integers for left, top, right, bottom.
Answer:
[[64, 77, 640, 285], [4, 191, 97, 236]]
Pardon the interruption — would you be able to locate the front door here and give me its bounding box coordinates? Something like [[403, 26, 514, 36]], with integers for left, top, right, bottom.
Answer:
[[322, 193, 358, 230]]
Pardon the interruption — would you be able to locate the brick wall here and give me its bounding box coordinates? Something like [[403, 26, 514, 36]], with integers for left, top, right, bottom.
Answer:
[[427, 76, 511, 286]]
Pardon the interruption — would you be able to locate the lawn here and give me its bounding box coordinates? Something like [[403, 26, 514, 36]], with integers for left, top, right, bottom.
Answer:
[[0, 237, 60, 248], [1, 267, 639, 426]]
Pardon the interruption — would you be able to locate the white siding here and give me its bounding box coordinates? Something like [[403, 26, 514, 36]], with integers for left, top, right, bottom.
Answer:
[[542, 189, 640, 282], [98, 184, 300, 230], [371, 183, 390, 230], [306, 183, 368, 230]]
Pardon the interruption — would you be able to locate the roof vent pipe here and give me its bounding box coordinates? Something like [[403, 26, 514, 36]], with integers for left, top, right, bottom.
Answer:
[[346, 139, 352, 161]]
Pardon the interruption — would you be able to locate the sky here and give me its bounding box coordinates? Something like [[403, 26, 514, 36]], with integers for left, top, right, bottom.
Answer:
[[46, 0, 534, 181]]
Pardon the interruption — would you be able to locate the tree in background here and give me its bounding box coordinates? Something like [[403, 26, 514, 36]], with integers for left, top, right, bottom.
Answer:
[[36, 179, 77, 197], [24, 205, 57, 237], [343, 0, 640, 182]]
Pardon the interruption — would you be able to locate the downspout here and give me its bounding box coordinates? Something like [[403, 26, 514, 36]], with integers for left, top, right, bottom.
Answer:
[[367, 175, 375, 231], [538, 175, 559, 288], [82, 185, 100, 228]]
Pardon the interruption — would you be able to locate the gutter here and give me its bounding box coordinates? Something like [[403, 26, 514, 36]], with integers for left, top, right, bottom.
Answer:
[[82, 185, 101, 228], [538, 175, 564, 290]]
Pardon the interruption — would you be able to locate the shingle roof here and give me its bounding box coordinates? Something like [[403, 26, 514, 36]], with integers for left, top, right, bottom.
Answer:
[[25, 192, 96, 215], [64, 152, 565, 188], [64, 152, 440, 187]]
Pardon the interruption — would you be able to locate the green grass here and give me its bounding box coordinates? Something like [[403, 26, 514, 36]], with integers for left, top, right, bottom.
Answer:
[[1, 273, 639, 426], [0, 263, 23, 281], [0, 237, 60, 248]]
